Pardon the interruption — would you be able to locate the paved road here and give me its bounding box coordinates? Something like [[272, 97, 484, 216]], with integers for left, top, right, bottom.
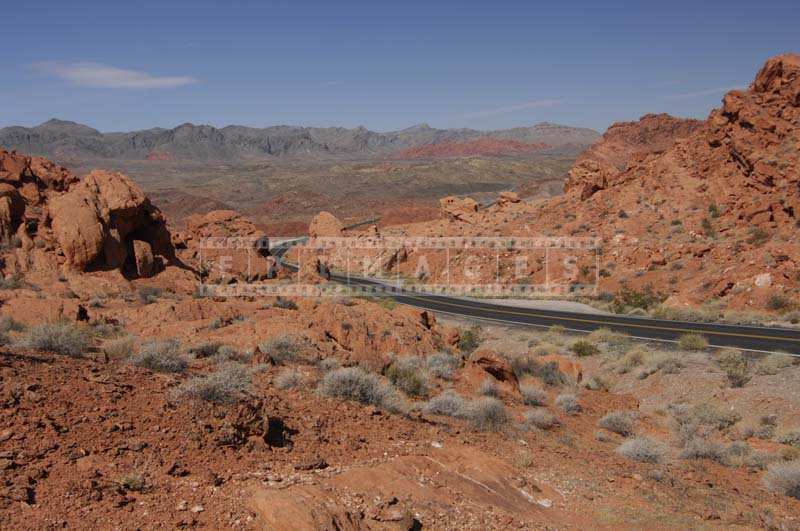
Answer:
[[272, 240, 800, 354]]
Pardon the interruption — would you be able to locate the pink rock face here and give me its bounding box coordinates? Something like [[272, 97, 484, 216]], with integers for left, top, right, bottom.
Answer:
[[307, 211, 344, 237]]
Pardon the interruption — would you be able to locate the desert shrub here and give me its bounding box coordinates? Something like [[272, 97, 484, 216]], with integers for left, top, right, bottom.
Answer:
[[587, 328, 631, 353], [208, 317, 225, 330], [536, 361, 568, 386], [531, 341, 560, 357], [318, 367, 404, 413], [510, 354, 541, 378], [680, 437, 726, 462], [213, 345, 250, 363], [0, 273, 24, 290], [21, 321, 90, 357], [137, 286, 162, 305], [692, 402, 741, 431], [103, 335, 136, 360], [708, 203, 721, 218], [386, 357, 428, 397], [756, 352, 796, 375], [617, 347, 646, 373], [479, 378, 499, 397], [318, 358, 340, 372], [763, 463, 800, 499], [426, 352, 460, 380], [583, 375, 609, 391], [611, 285, 665, 313], [424, 390, 468, 417], [748, 227, 770, 247], [131, 339, 187, 373], [190, 342, 223, 359], [767, 294, 793, 312], [466, 397, 509, 431], [599, 411, 637, 436], [520, 385, 547, 406], [522, 408, 558, 430], [677, 333, 708, 351], [176, 363, 251, 404], [714, 348, 751, 387], [275, 368, 303, 390], [273, 296, 298, 310], [617, 437, 667, 463], [258, 335, 302, 365], [458, 326, 482, 353], [119, 473, 145, 492], [775, 429, 800, 448], [0, 316, 24, 333], [570, 340, 601, 357], [701, 217, 715, 237], [555, 393, 581, 415]]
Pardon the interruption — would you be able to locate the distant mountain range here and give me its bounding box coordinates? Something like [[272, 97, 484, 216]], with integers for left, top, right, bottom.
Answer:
[[0, 119, 600, 162]]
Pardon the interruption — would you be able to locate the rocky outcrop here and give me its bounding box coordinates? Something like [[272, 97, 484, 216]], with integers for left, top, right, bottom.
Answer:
[[307, 211, 344, 238], [179, 210, 275, 282], [440, 196, 478, 223], [0, 150, 173, 280], [49, 170, 173, 276], [396, 138, 550, 159]]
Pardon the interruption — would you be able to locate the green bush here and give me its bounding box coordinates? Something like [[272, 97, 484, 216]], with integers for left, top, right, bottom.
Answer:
[[610, 285, 666, 313], [21, 321, 90, 357], [677, 333, 708, 351], [570, 340, 601, 357], [457, 326, 482, 354]]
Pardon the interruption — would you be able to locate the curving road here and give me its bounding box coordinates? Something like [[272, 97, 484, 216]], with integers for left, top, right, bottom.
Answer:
[[272, 238, 800, 354]]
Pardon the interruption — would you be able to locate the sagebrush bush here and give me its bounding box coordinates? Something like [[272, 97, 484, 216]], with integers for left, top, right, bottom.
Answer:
[[458, 326, 482, 353], [318, 367, 404, 413], [275, 368, 303, 390], [386, 357, 428, 397], [763, 463, 800, 499], [424, 390, 468, 417], [522, 408, 558, 430], [617, 437, 667, 463], [273, 296, 298, 310], [479, 378, 499, 397], [259, 335, 302, 364], [176, 363, 251, 404], [510, 354, 540, 378], [756, 352, 796, 375], [617, 347, 646, 374], [680, 437, 726, 462], [103, 335, 136, 360], [715, 348, 751, 387], [555, 394, 582, 415], [21, 321, 90, 357], [318, 358, 341, 372], [537, 361, 568, 386], [426, 352, 460, 379], [131, 339, 187, 373], [775, 429, 800, 447], [678, 333, 708, 351], [598, 411, 637, 436], [466, 397, 509, 431], [520, 385, 547, 406], [571, 340, 601, 357], [137, 286, 162, 305], [532, 341, 560, 357], [190, 342, 223, 358], [0, 316, 24, 334]]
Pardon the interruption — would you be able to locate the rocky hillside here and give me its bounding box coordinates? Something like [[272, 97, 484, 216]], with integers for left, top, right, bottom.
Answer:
[[0, 120, 598, 162], [395, 137, 550, 159], [358, 54, 800, 313]]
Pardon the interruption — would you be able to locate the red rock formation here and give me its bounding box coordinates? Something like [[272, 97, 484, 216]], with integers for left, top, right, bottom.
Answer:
[[396, 137, 550, 159], [307, 211, 344, 237], [439, 196, 478, 223]]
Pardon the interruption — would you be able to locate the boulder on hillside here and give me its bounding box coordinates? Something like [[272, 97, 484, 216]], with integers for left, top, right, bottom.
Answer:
[[497, 191, 520, 206], [308, 211, 344, 238], [440, 196, 478, 223], [49, 170, 173, 277]]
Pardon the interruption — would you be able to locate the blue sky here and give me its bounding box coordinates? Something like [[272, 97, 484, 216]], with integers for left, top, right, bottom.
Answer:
[[2, 0, 797, 132]]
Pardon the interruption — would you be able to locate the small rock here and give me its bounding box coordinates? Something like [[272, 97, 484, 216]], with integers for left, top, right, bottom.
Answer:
[[430, 441, 443, 449], [536, 498, 552, 508], [191, 505, 205, 514], [176, 500, 188, 511]]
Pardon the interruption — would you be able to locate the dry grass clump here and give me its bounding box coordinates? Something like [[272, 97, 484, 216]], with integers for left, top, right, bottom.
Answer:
[[102, 335, 136, 360], [598, 410, 638, 436], [679, 437, 726, 462], [616, 347, 647, 374], [426, 351, 460, 380], [677, 333, 708, 351], [531, 341, 561, 357], [137, 286, 162, 305], [386, 357, 429, 397], [775, 429, 800, 448], [756, 352, 796, 375], [275, 368, 303, 390], [636, 351, 685, 379], [0, 316, 25, 334], [318, 358, 341, 372], [318, 367, 404, 413], [570, 340, 601, 357], [466, 397, 509, 431], [176, 363, 251, 404], [617, 437, 667, 463], [424, 390, 468, 417], [520, 385, 548, 406], [587, 328, 631, 354], [763, 462, 800, 499], [479, 378, 500, 397], [131, 339, 188, 373], [20, 321, 90, 357], [190, 342, 223, 359], [522, 409, 559, 430], [258, 335, 302, 365], [555, 393, 582, 415]]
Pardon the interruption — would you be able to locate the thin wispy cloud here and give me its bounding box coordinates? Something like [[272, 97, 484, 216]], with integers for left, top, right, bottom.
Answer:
[[667, 86, 743, 100], [458, 99, 564, 119], [32, 62, 198, 89], [320, 80, 345, 87]]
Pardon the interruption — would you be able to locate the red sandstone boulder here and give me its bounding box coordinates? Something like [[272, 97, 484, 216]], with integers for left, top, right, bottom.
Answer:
[[440, 196, 478, 223], [308, 211, 344, 238]]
